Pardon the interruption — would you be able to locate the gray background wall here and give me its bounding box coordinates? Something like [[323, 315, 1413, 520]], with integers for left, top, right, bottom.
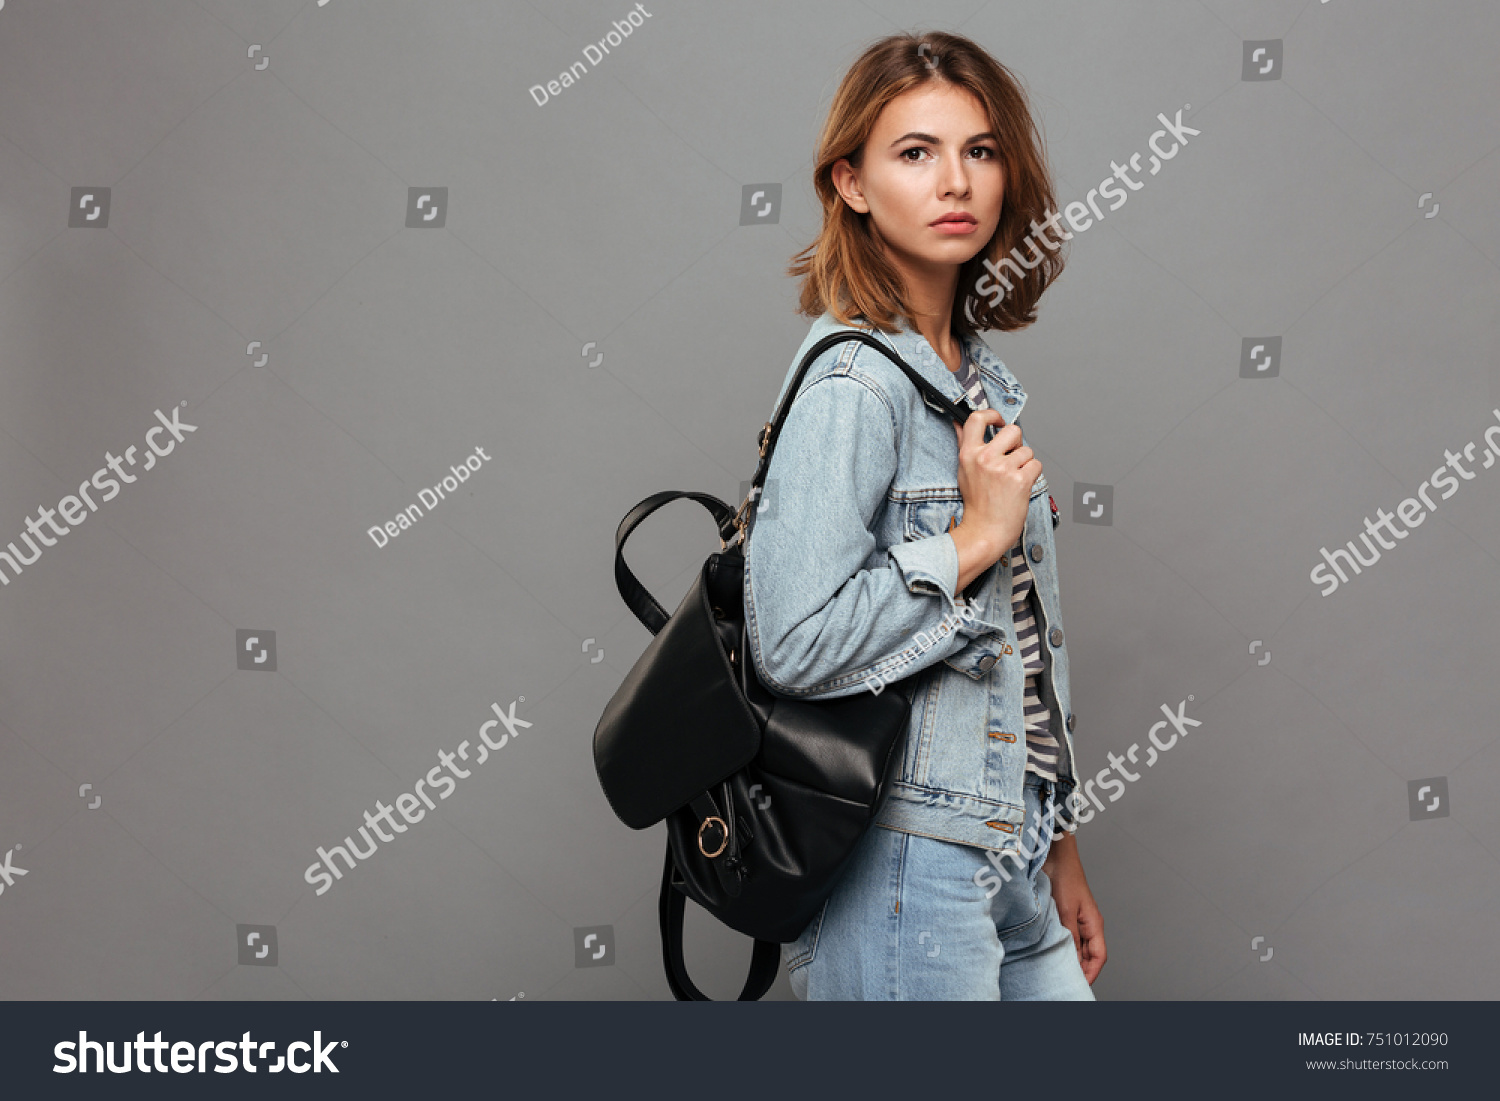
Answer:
[[1, 0, 1496, 1001]]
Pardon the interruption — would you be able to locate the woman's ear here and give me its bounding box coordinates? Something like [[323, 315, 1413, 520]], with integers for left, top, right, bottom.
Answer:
[[831, 157, 870, 214]]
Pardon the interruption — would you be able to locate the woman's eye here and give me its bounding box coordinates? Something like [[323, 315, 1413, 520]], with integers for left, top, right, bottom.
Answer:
[[899, 146, 995, 162]]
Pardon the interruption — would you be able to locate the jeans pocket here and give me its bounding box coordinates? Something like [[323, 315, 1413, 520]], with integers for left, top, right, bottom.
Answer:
[[1030, 820, 1056, 882], [783, 897, 830, 975], [1011, 786, 1057, 915]]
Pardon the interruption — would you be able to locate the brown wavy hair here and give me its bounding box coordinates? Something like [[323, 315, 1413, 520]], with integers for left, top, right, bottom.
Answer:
[[790, 31, 1063, 336]]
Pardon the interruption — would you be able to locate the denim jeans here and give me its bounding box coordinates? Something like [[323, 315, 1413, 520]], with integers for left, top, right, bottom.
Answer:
[[784, 774, 1096, 1000]]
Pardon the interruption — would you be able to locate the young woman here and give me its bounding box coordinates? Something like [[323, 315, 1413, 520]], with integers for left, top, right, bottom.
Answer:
[[743, 31, 1106, 1000]]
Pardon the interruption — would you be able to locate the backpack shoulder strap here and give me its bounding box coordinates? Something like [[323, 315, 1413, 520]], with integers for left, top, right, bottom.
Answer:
[[658, 843, 781, 1000], [748, 329, 973, 495]]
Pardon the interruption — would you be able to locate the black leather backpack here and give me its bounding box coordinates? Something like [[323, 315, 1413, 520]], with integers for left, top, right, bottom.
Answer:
[[592, 330, 974, 999]]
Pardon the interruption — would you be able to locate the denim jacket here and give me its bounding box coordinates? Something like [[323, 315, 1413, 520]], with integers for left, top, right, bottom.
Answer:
[[743, 310, 1079, 855]]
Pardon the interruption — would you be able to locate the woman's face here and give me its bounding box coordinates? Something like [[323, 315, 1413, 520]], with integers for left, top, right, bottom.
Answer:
[[833, 81, 1005, 278]]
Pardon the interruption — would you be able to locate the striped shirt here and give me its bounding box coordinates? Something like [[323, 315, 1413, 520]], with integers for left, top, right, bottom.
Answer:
[[951, 344, 1061, 782]]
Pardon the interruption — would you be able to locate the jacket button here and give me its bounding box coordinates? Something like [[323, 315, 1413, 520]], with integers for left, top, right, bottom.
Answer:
[[999, 554, 1009, 567], [1049, 626, 1063, 646], [1066, 712, 1076, 732], [977, 654, 997, 672], [1029, 543, 1044, 562]]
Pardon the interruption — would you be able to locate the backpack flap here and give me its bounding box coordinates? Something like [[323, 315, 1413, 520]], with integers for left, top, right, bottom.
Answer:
[[593, 557, 763, 829]]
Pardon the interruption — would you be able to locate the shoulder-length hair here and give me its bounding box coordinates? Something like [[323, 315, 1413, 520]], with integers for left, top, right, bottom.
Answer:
[[790, 31, 1063, 336]]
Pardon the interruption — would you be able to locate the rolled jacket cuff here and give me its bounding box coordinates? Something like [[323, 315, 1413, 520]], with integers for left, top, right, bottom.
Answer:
[[953, 601, 1005, 640], [888, 532, 959, 603]]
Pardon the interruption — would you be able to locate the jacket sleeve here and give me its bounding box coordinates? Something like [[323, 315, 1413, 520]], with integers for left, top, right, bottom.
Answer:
[[743, 370, 983, 700]]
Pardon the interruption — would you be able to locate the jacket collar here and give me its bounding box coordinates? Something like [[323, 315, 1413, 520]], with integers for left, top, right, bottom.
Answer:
[[827, 312, 1028, 424]]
